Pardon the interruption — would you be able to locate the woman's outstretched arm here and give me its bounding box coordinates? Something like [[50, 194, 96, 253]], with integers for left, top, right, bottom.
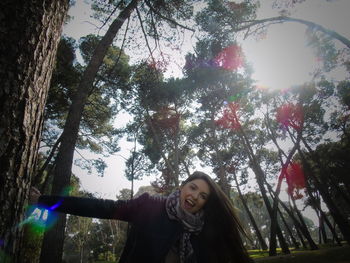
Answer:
[[37, 193, 149, 221]]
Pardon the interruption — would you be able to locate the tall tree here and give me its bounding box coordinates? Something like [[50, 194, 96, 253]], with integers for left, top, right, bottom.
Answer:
[[36, 35, 130, 189], [125, 62, 195, 193], [40, 1, 197, 261], [233, 171, 268, 250], [0, 1, 69, 261]]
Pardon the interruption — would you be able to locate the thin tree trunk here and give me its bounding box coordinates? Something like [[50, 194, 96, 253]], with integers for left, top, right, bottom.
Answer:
[[234, 175, 268, 250], [277, 207, 300, 249], [80, 244, 84, 263], [172, 108, 181, 187], [237, 128, 290, 255], [290, 198, 318, 249], [264, 112, 302, 255], [265, 180, 317, 250], [210, 115, 230, 196], [146, 111, 177, 183], [298, 143, 350, 244], [269, 134, 301, 255], [295, 224, 307, 249], [0, 1, 69, 261], [319, 212, 328, 244], [40, 1, 141, 262], [320, 209, 341, 245], [41, 162, 56, 194], [33, 134, 62, 186], [305, 181, 342, 246]]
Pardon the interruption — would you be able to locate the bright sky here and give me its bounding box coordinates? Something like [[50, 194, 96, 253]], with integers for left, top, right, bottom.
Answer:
[[63, 0, 349, 206]]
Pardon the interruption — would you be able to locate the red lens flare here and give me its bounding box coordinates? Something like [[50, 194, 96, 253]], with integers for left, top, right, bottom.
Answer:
[[276, 103, 304, 131], [215, 102, 241, 131], [279, 162, 306, 200], [213, 45, 244, 71]]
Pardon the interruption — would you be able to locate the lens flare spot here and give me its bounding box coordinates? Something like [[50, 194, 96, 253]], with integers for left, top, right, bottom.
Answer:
[[184, 44, 244, 72], [279, 162, 306, 200], [215, 102, 241, 131], [42, 209, 49, 221], [32, 208, 42, 220], [22, 205, 59, 234], [213, 45, 244, 71], [276, 103, 304, 131]]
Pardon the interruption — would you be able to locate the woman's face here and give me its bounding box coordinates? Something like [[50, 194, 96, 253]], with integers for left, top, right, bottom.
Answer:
[[180, 178, 210, 214]]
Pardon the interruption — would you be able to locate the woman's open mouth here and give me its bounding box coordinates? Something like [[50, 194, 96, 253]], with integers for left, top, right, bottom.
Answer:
[[184, 199, 195, 210]]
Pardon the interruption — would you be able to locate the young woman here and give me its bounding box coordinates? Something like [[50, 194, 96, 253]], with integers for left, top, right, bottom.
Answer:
[[35, 171, 251, 263]]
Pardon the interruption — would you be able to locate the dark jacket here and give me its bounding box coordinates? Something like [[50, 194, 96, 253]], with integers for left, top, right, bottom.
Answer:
[[38, 193, 209, 263]]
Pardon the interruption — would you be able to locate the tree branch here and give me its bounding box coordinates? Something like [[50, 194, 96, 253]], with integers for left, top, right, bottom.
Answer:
[[144, 0, 194, 32], [136, 6, 155, 63], [235, 16, 350, 49], [98, 1, 124, 31]]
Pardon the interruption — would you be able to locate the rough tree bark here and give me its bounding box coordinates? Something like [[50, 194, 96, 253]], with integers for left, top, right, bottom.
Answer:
[[0, 0, 69, 262]]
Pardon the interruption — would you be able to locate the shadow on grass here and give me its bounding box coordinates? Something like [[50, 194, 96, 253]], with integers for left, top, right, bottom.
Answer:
[[250, 245, 350, 263]]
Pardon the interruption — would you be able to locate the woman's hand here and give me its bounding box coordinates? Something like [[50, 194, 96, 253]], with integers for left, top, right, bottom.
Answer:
[[29, 187, 41, 204]]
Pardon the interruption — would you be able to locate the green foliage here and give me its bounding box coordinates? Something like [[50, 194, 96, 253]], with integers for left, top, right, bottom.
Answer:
[[45, 34, 131, 147], [182, 34, 255, 182], [304, 137, 350, 217], [97, 251, 116, 262], [195, 0, 258, 42], [306, 27, 340, 73], [337, 80, 350, 109], [41, 33, 132, 176], [45, 36, 81, 123], [74, 158, 108, 177], [131, 61, 165, 110], [123, 60, 199, 189]]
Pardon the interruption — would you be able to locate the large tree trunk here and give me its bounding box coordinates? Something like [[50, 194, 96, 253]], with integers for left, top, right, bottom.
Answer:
[[40, 1, 140, 262], [0, 0, 69, 261]]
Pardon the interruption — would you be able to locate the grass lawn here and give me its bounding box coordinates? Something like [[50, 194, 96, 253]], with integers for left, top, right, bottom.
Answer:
[[250, 245, 350, 263]]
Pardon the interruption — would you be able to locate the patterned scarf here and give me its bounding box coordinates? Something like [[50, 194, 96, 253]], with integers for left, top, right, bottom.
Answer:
[[166, 190, 204, 263]]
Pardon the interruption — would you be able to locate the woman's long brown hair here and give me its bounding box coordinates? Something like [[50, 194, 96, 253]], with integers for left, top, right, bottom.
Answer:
[[182, 171, 251, 263]]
